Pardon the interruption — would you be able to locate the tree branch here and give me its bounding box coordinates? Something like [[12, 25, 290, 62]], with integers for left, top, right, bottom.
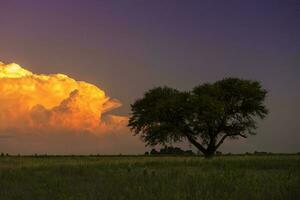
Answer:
[[215, 134, 228, 149], [183, 132, 207, 154], [215, 133, 247, 149], [239, 133, 247, 138]]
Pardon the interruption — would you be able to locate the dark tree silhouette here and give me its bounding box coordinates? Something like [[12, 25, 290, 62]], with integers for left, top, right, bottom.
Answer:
[[128, 78, 268, 158]]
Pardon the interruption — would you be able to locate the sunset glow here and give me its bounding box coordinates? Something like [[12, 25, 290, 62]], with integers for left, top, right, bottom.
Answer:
[[0, 61, 126, 135]]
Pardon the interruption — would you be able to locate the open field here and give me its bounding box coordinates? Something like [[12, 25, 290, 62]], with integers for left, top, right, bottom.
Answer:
[[0, 155, 299, 200]]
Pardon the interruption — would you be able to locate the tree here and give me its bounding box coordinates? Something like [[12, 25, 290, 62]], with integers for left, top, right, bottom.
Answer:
[[128, 78, 268, 158]]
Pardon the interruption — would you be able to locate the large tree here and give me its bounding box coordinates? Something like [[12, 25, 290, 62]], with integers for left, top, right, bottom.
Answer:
[[128, 78, 268, 158]]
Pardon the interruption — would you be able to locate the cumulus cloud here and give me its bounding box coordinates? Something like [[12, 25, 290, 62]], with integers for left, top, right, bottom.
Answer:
[[0, 61, 144, 154]]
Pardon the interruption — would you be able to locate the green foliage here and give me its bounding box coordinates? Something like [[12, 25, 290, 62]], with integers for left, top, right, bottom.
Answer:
[[129, 87, 189, 145], [0, 155, 299, 200], [129, 78, 268, 157]]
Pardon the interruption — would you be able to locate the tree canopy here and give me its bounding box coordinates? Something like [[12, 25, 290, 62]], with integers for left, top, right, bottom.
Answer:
[[128, 78, 268, 157]]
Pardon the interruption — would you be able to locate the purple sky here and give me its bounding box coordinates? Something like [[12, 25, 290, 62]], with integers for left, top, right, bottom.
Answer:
[[0, 0, 299, 153]]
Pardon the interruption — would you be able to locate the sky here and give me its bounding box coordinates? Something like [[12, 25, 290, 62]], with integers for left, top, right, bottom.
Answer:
[[0, 0, 299, 154]]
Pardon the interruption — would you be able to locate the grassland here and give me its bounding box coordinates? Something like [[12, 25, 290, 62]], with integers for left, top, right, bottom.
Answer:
[[0, 155, 299, 200]]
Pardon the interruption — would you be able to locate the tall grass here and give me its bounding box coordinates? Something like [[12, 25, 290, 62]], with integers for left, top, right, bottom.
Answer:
[[0, 155, 299, 200]]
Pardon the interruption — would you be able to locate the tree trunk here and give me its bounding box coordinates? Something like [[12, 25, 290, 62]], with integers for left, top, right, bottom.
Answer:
[[203, 148, 216, 158], [184, 132, 218, 158], [204, 137, 216, 158]]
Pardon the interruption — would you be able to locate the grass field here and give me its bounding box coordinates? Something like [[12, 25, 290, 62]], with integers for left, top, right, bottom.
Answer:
[[0, 155, 299, 200]]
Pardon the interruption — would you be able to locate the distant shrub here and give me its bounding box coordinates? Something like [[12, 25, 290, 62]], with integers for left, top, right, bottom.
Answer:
[[150, 149, 159, 155], [149, 147, 194, 155], [254, 151, 268, 155]]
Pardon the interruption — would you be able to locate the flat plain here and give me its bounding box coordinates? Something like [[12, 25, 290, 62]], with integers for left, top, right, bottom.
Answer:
[[0, 155, 299, 200]]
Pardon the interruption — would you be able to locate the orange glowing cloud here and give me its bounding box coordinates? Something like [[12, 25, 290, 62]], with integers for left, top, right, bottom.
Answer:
[[0, 61, 127, 135]]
